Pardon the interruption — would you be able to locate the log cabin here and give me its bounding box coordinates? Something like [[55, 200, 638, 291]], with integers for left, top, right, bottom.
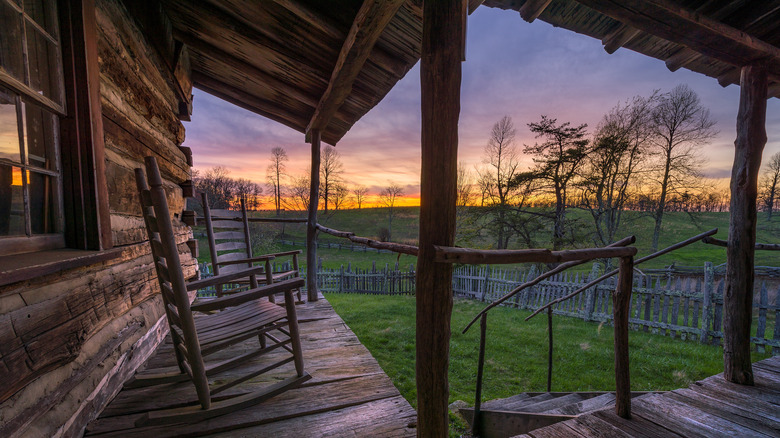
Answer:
[[0, 1, 777, 437]]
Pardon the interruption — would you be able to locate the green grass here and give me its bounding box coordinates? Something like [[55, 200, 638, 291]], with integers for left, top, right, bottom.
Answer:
[[325, 293, 771, 434], [240, 207, 779, 270], [193, 207, 779, 271]]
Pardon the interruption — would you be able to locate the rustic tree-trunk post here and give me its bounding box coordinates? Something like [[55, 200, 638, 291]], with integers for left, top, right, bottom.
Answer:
[[613, 255, 633, 419], [725, 62, 767, 385], [307, 130, 322, 302], [417, 0, 465, 436]]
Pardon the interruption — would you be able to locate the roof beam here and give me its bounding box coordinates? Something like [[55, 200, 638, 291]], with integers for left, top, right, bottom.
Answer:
[[174, 31, 319, 108], [519, 0, 553, 23], [306, 0, 406, 142], [602, 23, 641, 54], [574, 0, 780, 73]]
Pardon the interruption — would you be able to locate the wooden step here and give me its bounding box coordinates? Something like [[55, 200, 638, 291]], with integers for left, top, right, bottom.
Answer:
[[544, 392, 616, 416], [519, 393, 587, 413]]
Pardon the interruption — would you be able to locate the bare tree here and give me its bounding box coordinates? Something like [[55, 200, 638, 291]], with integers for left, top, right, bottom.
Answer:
[[284, 173, 311, 211], [760, 151, 780, 220], [234, 178, 262, 211], [649, 84, 717, 251], [266, 147, 288, 215], [526, 115, 590, 250], [352, 184, 368, 209], [477, 116, 521, 248], [457, 162, 474, 207], [380, 182, 404, 240], [332, 182, 350, 211], [319, 145, 344, 212], [578, 95, 654, 247], [195, 166, 236, 209]]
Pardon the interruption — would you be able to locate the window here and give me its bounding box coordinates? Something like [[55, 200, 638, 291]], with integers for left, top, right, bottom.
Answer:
[[0, 0, 66, 254]]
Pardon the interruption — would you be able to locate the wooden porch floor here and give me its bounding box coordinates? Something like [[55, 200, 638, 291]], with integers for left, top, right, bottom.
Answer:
[[513, 355, 780, 437], [84, 296, 417, 437]]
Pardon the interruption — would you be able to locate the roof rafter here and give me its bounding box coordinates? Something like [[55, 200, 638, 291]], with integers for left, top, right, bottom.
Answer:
[[305, 0, 407, 143], [519, 0, 553, 23], [574, 0, 780, 75]]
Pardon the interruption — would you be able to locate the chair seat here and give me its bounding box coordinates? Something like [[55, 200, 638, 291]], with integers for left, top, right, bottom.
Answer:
[[194, 300, 287, 355]]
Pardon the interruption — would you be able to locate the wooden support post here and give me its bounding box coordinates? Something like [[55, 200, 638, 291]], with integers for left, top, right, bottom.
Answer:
[[725, 61, 767, 385], [613, 255, 633, 419], [306, 130, 321, 302], [417, 0, 466, 435], [547, 307, 553, 392], [472, 313, 487, 437]]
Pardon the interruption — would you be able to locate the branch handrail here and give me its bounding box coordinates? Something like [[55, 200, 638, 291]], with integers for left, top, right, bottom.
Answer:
[[703, 235, 780, 250], [525, 228, 719, 321], [315, 224, 419, 256], [206, 216, 308, 224], [436, 245, 636, 265], [462, 235, 637, 334]]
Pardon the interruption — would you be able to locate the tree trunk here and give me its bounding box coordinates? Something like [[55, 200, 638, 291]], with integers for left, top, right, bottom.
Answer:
[[652, 160, 671, 252], [306, 131, 321, 302], [417, 0, 464, 435], [724, 62, 767, 385]]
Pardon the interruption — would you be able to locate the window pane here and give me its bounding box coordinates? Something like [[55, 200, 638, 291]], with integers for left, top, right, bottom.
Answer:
[[22, 101, 56, 170], [0, 163, 25, 235], [28, 170, 57, 234], [0, 2, 25, 83], [26, 24, 62, 105], [23, 0, 57, 37], [0, 89, 21, 163]]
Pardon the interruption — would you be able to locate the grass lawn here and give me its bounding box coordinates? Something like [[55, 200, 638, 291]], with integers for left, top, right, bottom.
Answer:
[[325, 293, 772, 435], [237, 207, 779, 270]]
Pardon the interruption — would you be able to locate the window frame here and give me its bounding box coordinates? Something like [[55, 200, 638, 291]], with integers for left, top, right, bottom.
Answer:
[[0, 0, 67, 255], [0, 0, 111, 257]]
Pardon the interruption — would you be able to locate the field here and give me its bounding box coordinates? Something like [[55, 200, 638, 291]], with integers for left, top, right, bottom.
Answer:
[[194, 206, 780, 270], [324, 293, 772, 436]]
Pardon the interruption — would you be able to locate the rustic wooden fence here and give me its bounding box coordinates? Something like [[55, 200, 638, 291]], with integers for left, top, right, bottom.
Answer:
[[276, 239, 396, 254], [196, 261, 780, 353], [316, 262, 417, 295], [454, 262, 780, 353]]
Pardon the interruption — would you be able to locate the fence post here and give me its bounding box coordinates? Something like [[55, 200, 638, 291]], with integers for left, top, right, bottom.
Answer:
[[339, 265, 344, 293], [480, 266, 490, 302], [584, 263, 599, 321], [700, 262, 713, 344]]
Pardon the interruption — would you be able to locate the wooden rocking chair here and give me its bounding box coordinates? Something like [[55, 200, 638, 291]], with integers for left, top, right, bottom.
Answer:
[[201, 192, 303, 302], [132, 156, 310, 426]]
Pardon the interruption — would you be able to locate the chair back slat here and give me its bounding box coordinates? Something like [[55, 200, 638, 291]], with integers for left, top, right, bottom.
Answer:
[[212, 231, 246, 241], [211, 220, 243, 229], [210, 209, 241, 218], [214, 241, 247, 252], [135, 157, 212, 409]]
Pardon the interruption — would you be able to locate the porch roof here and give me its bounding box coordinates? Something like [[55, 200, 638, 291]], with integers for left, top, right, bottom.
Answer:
[[162, 1, 778, 147]]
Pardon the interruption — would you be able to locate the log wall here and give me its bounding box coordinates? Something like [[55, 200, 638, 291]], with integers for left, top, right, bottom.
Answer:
[[0, 1, 194, 436]]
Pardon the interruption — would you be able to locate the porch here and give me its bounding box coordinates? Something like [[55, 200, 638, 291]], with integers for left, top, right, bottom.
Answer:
[[83, 296, 417, 437]]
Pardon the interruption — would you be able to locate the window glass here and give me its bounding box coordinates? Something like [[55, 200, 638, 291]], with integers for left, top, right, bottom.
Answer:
[[22, 101, 57, 170], [26, 25, 62, 105], [0, 2, 25, 83], [0, 90, 20, 164], [23, 0, 57, 37], [28, 170, 57, 234], [0, 163, 25, 235]]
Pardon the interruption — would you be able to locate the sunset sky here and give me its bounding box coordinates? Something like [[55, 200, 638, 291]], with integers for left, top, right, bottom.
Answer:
[[183, 6, 780, 206]]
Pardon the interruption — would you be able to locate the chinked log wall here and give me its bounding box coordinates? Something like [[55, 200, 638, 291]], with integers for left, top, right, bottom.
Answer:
[[0, 1, 194, 436]]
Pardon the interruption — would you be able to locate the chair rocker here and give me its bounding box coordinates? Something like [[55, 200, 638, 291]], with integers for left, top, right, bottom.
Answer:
[[201, 192, 303, 303], [131, 156, 310, 426]]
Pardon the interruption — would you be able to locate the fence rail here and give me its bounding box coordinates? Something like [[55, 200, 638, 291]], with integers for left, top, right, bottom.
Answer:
[[195, 261, 780, 353], [276, 239, 396, 254]]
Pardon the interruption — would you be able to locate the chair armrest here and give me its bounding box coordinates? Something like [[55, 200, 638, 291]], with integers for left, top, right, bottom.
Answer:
[[217, 255, 276, 267], [191, 278, 305, 312], [266, 250, 302, 257], [186, 266, 266, 291]]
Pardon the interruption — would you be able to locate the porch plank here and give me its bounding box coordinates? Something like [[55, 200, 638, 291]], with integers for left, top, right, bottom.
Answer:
[[85, 296, 415, 437]]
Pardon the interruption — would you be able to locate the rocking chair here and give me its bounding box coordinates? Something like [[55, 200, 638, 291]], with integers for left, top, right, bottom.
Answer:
[[132, 156, 310, 426], [201, 192, 303, 303]]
